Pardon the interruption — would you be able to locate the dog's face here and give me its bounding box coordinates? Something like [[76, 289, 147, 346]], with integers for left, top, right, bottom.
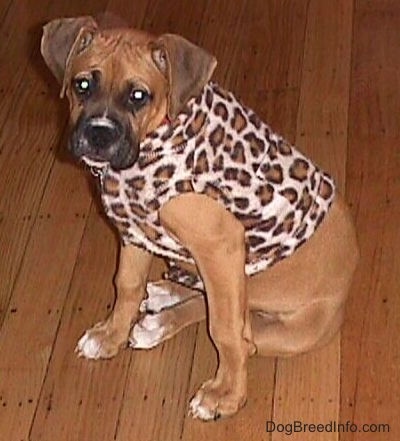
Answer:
[[41, 17, 217, 170], [65, 29, 168, 170]]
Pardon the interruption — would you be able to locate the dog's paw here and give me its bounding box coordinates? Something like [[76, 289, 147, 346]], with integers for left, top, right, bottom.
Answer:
[[75, 321, 126, 359], [189, 379, 246, 421], [139, 282, 181, 313], [129, 312, 172, 349]]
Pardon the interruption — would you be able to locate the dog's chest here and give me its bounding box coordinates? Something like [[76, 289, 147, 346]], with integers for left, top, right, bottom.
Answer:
[[94, 83, 336, 275], [98, 121, 199, 264]]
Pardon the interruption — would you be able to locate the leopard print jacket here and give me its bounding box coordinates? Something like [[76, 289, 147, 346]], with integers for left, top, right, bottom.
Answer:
[[84, 82, 335, 290]]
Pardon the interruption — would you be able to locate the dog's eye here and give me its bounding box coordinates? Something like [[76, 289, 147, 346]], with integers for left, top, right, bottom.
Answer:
[[128, 88, 150, 107], [74, 77, 93, 96]]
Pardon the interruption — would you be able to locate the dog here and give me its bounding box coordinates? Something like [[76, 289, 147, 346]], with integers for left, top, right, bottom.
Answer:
[[41, 16, 359, 421]]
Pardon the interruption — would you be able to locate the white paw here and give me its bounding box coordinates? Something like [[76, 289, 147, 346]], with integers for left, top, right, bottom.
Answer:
[[189, 395, 216, 421], [75, 331, 102, 359], [139, 282, 181, 313], [129, 314, 166, 349]]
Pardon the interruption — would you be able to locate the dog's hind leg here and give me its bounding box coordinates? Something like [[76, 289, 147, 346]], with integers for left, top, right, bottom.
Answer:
[[250, 300, 345, 357], [132, 286, 345, 356], [140, 275, 204, 314], [246, 195, 358, 357], [130, 288, 206, 349]]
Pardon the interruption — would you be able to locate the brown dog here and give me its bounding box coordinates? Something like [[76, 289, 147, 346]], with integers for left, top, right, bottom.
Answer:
[[41, 16, 359, 420]]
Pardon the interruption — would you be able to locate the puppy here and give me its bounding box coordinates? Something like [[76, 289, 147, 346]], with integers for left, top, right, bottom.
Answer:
[[41, 16, 359, 420]]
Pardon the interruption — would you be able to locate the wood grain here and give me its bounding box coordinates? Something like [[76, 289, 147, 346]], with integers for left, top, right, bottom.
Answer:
[[0, 161, 92, 440], [341, 1, 400, 439], [0, 1, 398, 440], [0, 0, 109, 324]]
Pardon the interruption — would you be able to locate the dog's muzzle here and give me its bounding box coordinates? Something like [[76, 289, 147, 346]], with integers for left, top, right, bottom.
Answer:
[[69, 114, 138, 170], [84, 117, 123, 151]]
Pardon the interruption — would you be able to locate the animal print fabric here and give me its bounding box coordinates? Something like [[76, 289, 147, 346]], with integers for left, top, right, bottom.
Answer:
[[85, 82, 336, 284]]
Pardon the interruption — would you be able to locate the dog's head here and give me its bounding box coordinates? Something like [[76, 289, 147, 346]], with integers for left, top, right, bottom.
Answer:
[[41, 16, 217, 170]]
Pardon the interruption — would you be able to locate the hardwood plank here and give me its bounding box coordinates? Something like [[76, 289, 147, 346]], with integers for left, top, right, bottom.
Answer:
[[29, 202, 124, 441], [228, 0, 307, 89], [271, 2, 353, 441], [227, 0, 309, 136], [0, 0, 12, 26], [0, 0, 108, 128], [341, 1, 400, 439], [114, 325, 198, 441], [181, 2, 309, 439], [0, 0, 108, 323], [294, 0, 353, 190], [0, 161, 92, 440], [0, 0, 59, 321], [140, 0, 206, 37], [343, 138, 400, 441], [0, 82, 59, 323], [0, 0, 49, 90], [0, 0, 119, 439], [4, 2, 399, 441]]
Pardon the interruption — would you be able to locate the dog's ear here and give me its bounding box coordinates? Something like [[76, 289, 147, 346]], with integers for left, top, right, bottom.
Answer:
[[41, 16, 98, 97], [151, 34, 217, 119]]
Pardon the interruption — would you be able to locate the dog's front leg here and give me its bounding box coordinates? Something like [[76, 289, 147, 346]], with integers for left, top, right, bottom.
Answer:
[[76, 244, 153, 359], [160, 193, 255, 420]]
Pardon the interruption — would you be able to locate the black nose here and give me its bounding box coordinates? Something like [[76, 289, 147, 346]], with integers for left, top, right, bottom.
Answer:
[[84, 117, 122, 150]]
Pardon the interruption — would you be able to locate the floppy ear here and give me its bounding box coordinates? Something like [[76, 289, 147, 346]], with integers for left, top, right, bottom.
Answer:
[[41, 16, 98, 97], [150, 34, 217, 119]]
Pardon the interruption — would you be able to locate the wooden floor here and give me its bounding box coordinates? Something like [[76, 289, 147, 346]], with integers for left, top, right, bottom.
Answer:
[[0, 0, 399, 440]]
